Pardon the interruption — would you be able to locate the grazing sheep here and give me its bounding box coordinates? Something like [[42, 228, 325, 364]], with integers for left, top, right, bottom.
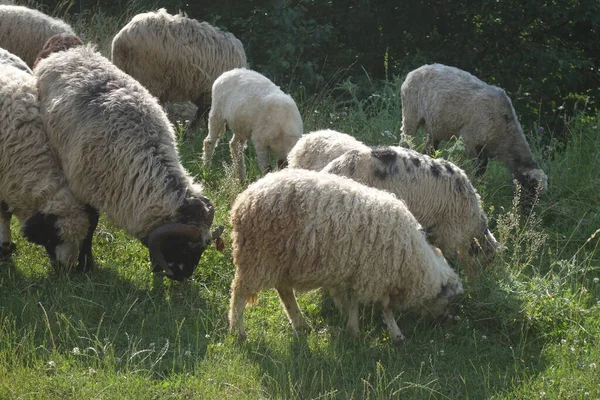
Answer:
[[286, 129, 368, 171], [202, 68, 303, 181], [0, 5, 74, 67], [0, 63, 89, 267], [33, 33, 83, 68], [228, 169, 463, 344], [322, 145, 502, 277], [400, 63, 548, 200], [0, 47, 31, 74], [35, 45, 220, 281], [111, 8, 247, 130]]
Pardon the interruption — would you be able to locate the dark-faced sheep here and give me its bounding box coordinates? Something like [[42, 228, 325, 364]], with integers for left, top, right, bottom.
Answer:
[[228, 169, 463, 345], [0, 5, 74, 67], [202, 68, 303, 181], [400, 63, 548, 201], [0, 62, 89, 268], [33, 33, 83, 68], [111, 8, 247, 130], [35, 45, 220, 281]]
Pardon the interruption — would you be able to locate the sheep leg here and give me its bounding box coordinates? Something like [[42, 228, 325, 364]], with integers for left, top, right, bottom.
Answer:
[[77, 205, 99, 272], [381, 299, 405, 346], [276, 286, 310, 332], [229, 136, 247, 181], [189, 94, 210, 132], [346, 296, 360, 336], [228, 281, 249, 340], [328, 286, 350, 315], [202, 112, 226, 168], [0, 201, 15, 258], [254, 143, 271, 175], [424, 136, 440, 156]]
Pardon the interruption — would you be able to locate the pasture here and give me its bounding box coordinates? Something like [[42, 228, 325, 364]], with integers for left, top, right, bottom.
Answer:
[[0, 5, 599, 399]]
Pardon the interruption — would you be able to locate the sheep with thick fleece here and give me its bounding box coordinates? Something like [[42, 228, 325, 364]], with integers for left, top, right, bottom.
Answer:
[[400, 63, 548, 199], [0, 47, 31, 74], [228, 169, 463, 344], [111, 8, 247, 130], [35, 45, 219, 281], [202, 68, 303, 181], [0, 63, 89, 267], [0, 5, 74, 67], [286, 129, 368, 171], [322, 145, 502, 277]]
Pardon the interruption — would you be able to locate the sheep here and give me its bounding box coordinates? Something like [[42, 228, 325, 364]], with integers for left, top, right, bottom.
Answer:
[[322, 145, 502, 277], [286, 129, 368, 171], [202, 68, 303, 181], [0, 47, 31, 74], [0, 63, 90, 268], [111, 8, 247, 130], [34, 45, 221, 281], [228, 168, 463, 345], [0, 5, 74, 67], [400, 63, 548, 201], [33, 33, 83, 68]]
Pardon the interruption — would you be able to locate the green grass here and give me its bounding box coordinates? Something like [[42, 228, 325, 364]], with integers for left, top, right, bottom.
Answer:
[[1, 4, 599, 399]]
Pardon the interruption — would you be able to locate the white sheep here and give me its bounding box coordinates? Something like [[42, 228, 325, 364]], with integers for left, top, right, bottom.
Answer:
[[35, 45, 221, 281], [202, 68, 303, 181], [111, 8, 247, 130], [322, 145, 502, 277], [0, 63, 89, 267], [400, 63, 548, 200], [0, 5, 74, 67], [228, 168, 463, 345], [286, 129, 368, 171], [0, 47, 31, 74]]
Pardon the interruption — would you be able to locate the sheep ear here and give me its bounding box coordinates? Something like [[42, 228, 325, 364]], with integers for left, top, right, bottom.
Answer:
[[22, 212, 60, 246]]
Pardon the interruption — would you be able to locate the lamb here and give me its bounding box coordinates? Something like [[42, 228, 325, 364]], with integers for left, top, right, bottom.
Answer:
[[0, 5, 74, 67], [34, 45, 221, 281], [202, 68, 303, 181], [0, 47, 31, 74], [400, 63, 548, 200], [286, 129, 368, 171], [0, 62, 89, 268], [111, 8, 247, 130], [322, 145, 502, 277], [228, 169, 463, 345], [33, 33, 83, 68]]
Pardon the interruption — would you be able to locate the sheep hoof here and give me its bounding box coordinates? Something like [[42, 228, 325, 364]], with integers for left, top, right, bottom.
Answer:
[[392, 336, 406, 347], [0, 242, 16, 259], [76, 254, 94, 273]]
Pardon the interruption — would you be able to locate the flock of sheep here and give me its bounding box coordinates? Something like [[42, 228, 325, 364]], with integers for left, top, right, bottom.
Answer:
[[0, 5, 548, 345]]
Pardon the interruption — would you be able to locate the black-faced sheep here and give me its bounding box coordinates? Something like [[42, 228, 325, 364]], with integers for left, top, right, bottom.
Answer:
[[202, 68, 303, 181], [34, 45, 219, 281], [0, 47, 31, 74], [111, 8, 247, 130], [228, 169, 463, 345], [400, 63, 548, 200], [0, 5, 74, 67], [0, 63, 89, 267], [33, 33, 83, 69], [286, 129, 368, 171], [322, 146, 502, 277]]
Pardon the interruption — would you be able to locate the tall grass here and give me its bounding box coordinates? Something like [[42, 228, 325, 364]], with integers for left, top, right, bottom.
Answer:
[[0, 4, 598, 398]]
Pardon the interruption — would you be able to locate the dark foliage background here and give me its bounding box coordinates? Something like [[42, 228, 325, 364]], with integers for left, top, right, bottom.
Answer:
[[39, 0, 600, 136]]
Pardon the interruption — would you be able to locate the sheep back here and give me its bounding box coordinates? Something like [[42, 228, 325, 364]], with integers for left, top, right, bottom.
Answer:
[[111, 8, 247, 103], [0, 5, 74, 67], [230, 168, 461, 310], [286, 129, 369, 171], [0, 47, 31, 74]]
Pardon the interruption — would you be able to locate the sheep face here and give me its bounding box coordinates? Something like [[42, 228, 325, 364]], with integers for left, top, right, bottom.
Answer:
[[33, 33, 83, 69], [470, 229, 503, 266], [151, 234, 211, 281], [22, 212, 79, 267]]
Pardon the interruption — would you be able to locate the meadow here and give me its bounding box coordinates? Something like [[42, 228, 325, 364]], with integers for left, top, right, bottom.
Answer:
[[0, 5, 599, 399]]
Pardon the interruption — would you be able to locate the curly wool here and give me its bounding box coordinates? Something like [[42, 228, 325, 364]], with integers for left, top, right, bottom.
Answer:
[[0, 47, 31, 74], [202, 68, 303, 181], [229, 169, 462, 338], [286, 129, 369, 171], [0, 5, 74, 67], [34, 45, 210, 239], [111, 8, 246, 105], [0, 64, 88, 245], [322, 145, 500, 273], [400, 63, 547, 193]]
